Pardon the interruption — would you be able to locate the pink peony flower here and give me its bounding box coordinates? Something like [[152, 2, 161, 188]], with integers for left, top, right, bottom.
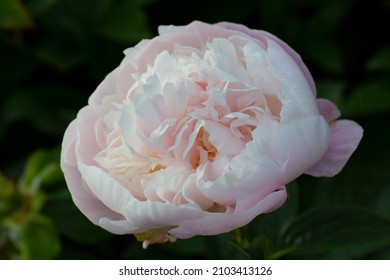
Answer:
[[61, 21, 363, 248]]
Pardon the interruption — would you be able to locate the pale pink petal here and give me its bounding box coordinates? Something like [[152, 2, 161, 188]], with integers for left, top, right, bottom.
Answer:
[[119, 103, 151, 159], [196, 157, 240, 206], [146, 118, 176, 153], [317, 98, 341, 122], [122, 201, 204, 231], [75, 107, 104, 166], [204, 120, 245, 156], [79, 163, 137, 214], [266, 38, 317, 116], [233, 156, 283, 212], [181, 173, 215, 210], [61, 121, 122, 224], [80, 164, 205, 233], [99, 218, 136, 234], [141, 166, 191, 203], [158, 21, 240, 46], [170, 187, 287, 238], [215, 21, 316, 95], [196, 146, 283, 213], [181, 119, 204, 160], [61, 120, 78, 168], [242, 40, 281, 93], [163, 81, 197, 119], [276, 116, 330, 183], [135, 32, 202, 72], [88, 68, 119, 105], [133, 91, 165, 135], [151, 50, 176, 74], [305, 120, 363, 177], [204, 38, 251, 84]]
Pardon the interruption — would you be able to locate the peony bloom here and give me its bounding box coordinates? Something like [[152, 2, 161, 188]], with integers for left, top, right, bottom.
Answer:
[[61, 21, 363, 248]]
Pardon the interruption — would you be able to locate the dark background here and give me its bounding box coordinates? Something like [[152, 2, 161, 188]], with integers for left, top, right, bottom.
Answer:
[[1, 0, 390, 259]]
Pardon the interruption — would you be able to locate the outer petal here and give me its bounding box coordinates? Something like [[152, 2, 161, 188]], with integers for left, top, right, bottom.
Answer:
[[215, 21, 316, 95], [276, 115, 330, 183], [88, 67, 119, 106], [316, 98, 341, 122], [170, 187, 287, 238], [79, 164, 205, 234], [305, 120, 363, 177], [134, 31, 202, 72], [158, 21, 245, 46], [266, 38, 318, 116], [60, 120, 122, 224], [233, 157, 284, 212]]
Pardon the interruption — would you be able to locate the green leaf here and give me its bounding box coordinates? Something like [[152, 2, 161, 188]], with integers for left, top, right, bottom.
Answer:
[[0, 174, 22, 221], [161, 236, 208, 257], [303, 0, 356, 34], [3, 86, 86, 136], [369, 184, 390, 220], [316, 80, 345, 110], [0, 43, 36, 86], [96, 0, 151, 43], [44, 191, 112, 245], [305, 39, 344, 74], [367, 45, 390, 72], [344, 80, 390, 116], [281, 206, 390, 258], [21, 148, 62, 193], [25, 0, 59, 17], [34, 38, 87, 72], [0, 225, 11, 259], [62, 0, 112, 22], [198, 0, 255, 23], [19, 214, 61, 259], [257, 181, 299, 259], [227, 240, 252, 259], [0, 0, 33, 29]]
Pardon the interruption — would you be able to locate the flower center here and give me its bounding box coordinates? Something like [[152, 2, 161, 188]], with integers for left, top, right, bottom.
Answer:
[[193, 127, 217, 168]]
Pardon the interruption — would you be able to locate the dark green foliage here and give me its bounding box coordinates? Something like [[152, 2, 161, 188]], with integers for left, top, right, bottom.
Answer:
[[0, 0, 389, 259]]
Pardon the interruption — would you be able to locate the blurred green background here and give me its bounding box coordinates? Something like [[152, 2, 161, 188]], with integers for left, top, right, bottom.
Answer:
[[1, 0, 390, 260]]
